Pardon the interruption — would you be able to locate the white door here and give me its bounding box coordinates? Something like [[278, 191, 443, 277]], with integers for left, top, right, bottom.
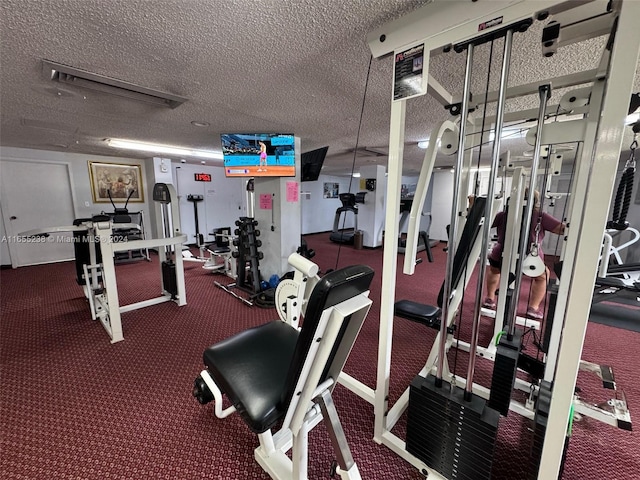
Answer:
[[1, 160, 76, 267]]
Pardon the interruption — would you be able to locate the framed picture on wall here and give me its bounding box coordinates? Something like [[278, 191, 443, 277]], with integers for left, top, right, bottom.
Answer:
[[88, 161, 144, 203], [323, 182, 339, 199]]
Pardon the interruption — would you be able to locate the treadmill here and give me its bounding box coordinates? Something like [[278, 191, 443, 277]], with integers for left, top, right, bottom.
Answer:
[[330, 193, 359, 244], [398, 196, 436, 260]]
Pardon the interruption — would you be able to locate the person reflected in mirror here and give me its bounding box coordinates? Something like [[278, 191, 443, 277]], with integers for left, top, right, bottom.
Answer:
[[483, 190, 565, 319]]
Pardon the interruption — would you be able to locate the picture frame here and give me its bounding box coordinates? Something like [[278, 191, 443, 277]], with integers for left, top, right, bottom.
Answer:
[[323, 182, 339, 199], [88, 161, 144, 203]]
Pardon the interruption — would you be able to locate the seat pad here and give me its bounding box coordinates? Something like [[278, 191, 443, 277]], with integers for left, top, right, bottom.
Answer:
[[203, 320, 299, 433], [395, 300, 441, 327]]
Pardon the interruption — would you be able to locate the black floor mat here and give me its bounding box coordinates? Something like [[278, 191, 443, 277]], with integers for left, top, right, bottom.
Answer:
[[589, 288, 640, 332]]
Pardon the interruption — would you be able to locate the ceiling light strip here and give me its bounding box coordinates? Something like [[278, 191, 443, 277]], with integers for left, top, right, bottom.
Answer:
[[107, 139, 222, 159]]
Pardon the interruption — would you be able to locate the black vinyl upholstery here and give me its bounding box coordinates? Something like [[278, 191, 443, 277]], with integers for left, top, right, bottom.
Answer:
[[203, 321, 299, 433], [202, 264, 374, 434], [72, 218, 102, 285], [394, 197, 485, 329], [394, 300, 441, 327], [437, 197, 487, 307], [606, 262, 640, 274]]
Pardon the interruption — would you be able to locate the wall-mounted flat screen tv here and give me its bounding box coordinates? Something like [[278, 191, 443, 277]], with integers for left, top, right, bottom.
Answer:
[[221, 133, 295, 177], [301, 146, 329, 182]]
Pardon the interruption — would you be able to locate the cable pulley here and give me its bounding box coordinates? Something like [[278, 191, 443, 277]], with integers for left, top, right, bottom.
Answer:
[[607, 136, 636, 231]]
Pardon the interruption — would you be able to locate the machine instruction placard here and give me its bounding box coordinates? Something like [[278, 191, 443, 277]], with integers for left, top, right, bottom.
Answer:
[[259, 193, 272, 210], [393, 43, 426, 101]]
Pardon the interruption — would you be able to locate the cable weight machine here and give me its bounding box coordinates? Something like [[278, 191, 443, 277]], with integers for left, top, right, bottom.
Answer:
[[331, 2, 640, 480]]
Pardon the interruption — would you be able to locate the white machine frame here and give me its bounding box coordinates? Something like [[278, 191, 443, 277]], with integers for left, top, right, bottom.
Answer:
[[20, 184, 187, 344], [599, 227, 640, 282], [199, 254, 372, 480], [337, 1, 640, 479]]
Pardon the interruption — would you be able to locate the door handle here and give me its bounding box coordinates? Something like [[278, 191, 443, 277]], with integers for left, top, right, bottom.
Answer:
[[10, 216, 17, 220]]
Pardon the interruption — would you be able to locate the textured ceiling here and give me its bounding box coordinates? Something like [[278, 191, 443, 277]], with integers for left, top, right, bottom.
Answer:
[[1, 0, 638, 176]]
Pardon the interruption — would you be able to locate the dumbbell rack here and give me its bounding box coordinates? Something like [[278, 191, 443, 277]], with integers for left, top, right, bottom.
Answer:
[[231, 217, 263, 295]]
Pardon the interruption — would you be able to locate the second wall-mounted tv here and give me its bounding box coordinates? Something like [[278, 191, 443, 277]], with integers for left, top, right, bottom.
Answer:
[[221, 133, 295, 178], [301, 146, 329, 182]]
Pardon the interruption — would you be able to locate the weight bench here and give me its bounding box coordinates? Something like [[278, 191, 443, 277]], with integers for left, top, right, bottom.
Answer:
[[394, 198, 487, 334], [193, 259, 374, 479], [202, 227, 235, 276], [394, 300, 443, 331]]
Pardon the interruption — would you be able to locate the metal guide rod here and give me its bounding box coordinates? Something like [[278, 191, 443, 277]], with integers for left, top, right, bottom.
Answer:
[[436, 43, 474, 385], [465, 29, 514, 397], [162, 203, 172, 257], [507, 84, 551, 339]]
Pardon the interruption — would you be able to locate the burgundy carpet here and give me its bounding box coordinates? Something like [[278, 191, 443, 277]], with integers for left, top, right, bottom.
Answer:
[[1, 233, 638, 479]]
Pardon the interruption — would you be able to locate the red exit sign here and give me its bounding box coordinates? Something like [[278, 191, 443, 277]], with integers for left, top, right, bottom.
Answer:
[[194, 173, 212, 182]]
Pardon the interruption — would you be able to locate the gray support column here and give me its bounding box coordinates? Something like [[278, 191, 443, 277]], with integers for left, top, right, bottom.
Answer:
[[252, 137, 302, 278]]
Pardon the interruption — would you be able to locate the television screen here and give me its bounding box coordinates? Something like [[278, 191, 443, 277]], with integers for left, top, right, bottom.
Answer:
[[301, 146, 329, 182], [221, 133, 296, 177]]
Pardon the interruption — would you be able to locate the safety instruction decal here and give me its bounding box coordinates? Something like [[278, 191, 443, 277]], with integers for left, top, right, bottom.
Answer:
[[286, 181, 299, 202], [259, 193, 272, 210], [393, 43, 425, 101]]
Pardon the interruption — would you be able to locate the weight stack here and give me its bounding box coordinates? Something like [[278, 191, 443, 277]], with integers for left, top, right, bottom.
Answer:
[[162, 261, 178, 299], [488, 329, 523, 416], [542, 285, 559, 354], [407, 374, 500, 480], [528, 380, 552, 480]]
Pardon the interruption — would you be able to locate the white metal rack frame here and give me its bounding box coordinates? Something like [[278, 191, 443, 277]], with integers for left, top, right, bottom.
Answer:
[[336, 2, 640, 479]]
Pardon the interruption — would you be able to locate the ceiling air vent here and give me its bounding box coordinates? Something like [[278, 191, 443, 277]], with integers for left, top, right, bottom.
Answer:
[[42, 60, 187, 109]]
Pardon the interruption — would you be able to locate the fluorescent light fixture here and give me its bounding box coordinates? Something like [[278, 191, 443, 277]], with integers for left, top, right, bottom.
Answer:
[[107, 138, 222, 159], [418, 139, 443, 149], [487, 128, 526, 142], [352, 172, 361, 178], [626, 112, 640, 124]]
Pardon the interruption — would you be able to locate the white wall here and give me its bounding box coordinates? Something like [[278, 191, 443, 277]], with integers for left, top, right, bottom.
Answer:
[[300, 173, 435, 241], [0, 147, 153, 267], [0, 147, 152, 220], [399, 174, 434, 235], [300, 174, 356, 234], [359, 165, 387, 247], [0, 207, 10, 266], [431, 170, 455, 241], [253, 175, 302, 278], [171, 163, 245, 244]]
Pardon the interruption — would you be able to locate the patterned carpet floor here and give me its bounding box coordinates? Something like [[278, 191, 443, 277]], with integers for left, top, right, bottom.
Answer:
[[1, 232, 638, 479]]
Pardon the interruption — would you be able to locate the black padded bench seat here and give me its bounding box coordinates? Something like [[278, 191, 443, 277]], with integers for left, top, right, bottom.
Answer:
[[203, 321, 298, 433], [394, 300, 441, 328], [207, 244, 231, 254], [606, 262, 640, 274], [202, 264, 375, 435]]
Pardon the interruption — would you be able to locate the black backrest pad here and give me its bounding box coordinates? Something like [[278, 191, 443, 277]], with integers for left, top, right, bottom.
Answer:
[[437, 196, 487, 307], [72, 218, 102, 285], [281, 265, 374, 407]]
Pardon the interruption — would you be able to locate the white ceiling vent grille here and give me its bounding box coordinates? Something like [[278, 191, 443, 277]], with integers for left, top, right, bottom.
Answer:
[[42, 60, 187, 109]]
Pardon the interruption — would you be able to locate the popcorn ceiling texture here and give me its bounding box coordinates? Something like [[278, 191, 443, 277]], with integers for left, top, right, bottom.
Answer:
[[0, 0, 637, 175]]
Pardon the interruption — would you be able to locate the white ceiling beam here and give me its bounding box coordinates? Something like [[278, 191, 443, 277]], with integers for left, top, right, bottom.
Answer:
[[367, 0, 594, 59], [456, 69, 599, 107], [427, 74, 453, 106]]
